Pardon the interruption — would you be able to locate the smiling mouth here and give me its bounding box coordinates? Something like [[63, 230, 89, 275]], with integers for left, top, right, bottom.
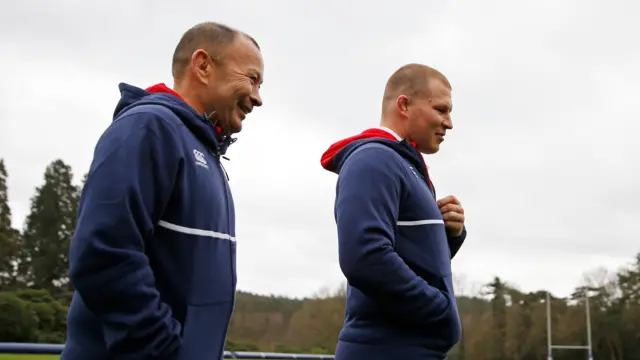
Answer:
[[238, 103, 252, 117]]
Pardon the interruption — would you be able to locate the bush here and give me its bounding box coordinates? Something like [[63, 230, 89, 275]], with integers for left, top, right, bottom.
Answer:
[[0, 291, 39, 342], [15, 289, 68, 342], [226, 339, 260, 351], [0, 289, 68, 343]]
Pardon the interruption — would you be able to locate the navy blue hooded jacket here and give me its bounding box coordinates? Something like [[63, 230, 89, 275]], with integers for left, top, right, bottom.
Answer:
[[61, 83, 237, 360], [321, 128, 466, 360]]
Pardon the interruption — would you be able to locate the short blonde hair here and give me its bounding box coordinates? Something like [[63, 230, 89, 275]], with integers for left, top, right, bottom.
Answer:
[[382, 63, 451, 104]]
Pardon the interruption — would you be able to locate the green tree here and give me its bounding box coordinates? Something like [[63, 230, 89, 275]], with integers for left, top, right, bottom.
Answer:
[[618, 253, 640, 307], [484, 276, 508, 360], [20, 160, 79, 298], [0, 291, 39, 342], [0, 159, 20, 290], [15, 289, 68, 343], [615, 253, 640, 358]]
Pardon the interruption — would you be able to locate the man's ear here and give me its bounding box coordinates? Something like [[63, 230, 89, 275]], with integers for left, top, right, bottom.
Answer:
[[395, 95, 410, 119], [191, 49, 211, 85]]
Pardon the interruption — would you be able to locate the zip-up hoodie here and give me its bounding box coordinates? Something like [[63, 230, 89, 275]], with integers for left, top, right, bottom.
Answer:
[[62, 83, 237, 360], [321, 128, 466, 360]]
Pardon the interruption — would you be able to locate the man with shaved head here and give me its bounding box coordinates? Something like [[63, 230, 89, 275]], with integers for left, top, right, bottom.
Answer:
[[61, 22, 263, 360], [321, 64, 467, 359]]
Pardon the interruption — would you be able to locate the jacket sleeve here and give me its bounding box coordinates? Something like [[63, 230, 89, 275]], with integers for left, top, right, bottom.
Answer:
[[69, 110, 182, 360], [431, 185, 467, 259], [448, 226, 467, 259], [335, 145, 452, 326]]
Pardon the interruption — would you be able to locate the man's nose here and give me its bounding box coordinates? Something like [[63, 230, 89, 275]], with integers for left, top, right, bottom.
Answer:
[[251, 91, 263, 107], [443, 117, 453, 130]]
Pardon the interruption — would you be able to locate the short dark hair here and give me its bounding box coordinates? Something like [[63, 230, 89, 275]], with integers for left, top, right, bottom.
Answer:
[[382, 63, 451, 104], [171, 21, 260, 79]]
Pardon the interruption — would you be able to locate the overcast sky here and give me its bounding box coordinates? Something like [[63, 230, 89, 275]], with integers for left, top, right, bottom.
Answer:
[[1, 0, 638, 299]]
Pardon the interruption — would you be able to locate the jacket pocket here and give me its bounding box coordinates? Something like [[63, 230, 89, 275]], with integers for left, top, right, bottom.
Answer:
[[188, 239, 235, 305], [176, 302, 231, 360], [441, 275, 462, 344], [231, 241, 237, 289]]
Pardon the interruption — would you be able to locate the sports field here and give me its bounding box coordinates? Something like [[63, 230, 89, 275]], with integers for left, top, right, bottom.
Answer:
[[0, 357, 258, 360], [0, 357, 257, 360], [0, 356, 59, 360], [0, 357, 259, 360]]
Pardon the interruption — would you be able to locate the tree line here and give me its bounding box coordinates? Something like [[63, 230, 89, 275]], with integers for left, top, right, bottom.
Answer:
[[0, 158, 638, 359]]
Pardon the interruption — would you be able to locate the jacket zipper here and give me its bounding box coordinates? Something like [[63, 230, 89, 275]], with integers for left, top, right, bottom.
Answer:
[[210, 148, 235, 355]]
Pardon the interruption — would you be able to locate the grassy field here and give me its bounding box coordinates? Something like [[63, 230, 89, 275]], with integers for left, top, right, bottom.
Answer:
[[0, 356, 59, 360], [0, 357, 260, 360], [0, 357, 252, 360], [0, 357, 259, 360], [0, 358, 250, 360]]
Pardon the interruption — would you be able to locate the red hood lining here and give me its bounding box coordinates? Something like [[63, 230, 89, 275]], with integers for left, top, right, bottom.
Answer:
[[145, 83, 222, 135], [320, 128, 432, 187]]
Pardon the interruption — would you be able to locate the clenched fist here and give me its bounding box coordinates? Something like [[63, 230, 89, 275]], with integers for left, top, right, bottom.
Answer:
[[437, 195, 465, 238]]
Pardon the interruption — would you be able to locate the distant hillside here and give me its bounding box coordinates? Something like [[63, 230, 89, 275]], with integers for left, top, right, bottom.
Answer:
[[225, 290, 493, 355]]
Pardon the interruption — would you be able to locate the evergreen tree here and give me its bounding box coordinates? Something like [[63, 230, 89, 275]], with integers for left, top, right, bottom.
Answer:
[[20, 160, 79, 297], [0, 159, 20, 290], [485, 276, 508, 360]]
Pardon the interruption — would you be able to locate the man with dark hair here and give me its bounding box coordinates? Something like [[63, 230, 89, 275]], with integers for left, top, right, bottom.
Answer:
[[61, 21, 263, 360], [321, 63, 466, 359]]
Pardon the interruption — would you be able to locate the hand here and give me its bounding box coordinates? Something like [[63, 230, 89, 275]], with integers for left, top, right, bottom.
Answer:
[[437, 195, 465, 238]]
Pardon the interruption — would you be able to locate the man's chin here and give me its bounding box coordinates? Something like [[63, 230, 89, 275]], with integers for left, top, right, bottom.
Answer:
[[214, 115, 242, 135], [419, 144, 439, 155], [225, 119, 243, 135]]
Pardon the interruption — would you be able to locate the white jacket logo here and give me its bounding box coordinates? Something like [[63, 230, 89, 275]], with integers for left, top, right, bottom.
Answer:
[[193, 149, 208, 169], [408, 166, 421, 180]]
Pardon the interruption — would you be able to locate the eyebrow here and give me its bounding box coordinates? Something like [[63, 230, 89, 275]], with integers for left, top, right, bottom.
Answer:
[[436, 102, 452, 113], [250, 68, 263, 84]]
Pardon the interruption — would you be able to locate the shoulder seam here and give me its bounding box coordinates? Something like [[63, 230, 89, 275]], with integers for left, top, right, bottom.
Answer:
[[114, 104, 182, 140], [341, 143, 413, 198], [345, 143, 412, 176]]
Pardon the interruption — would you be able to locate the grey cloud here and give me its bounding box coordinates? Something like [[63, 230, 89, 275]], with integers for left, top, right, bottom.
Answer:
[[1, 0, 639, 298]]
